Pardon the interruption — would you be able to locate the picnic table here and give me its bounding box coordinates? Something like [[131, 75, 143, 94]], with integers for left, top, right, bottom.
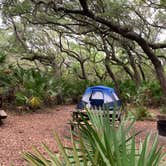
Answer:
[[71, 109, 121, 130]]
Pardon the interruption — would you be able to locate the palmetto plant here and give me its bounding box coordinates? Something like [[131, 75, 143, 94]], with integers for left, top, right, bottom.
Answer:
[[13, 67, 58, 106], [13, 68, 48, 97], [23, 110, 165, 166]]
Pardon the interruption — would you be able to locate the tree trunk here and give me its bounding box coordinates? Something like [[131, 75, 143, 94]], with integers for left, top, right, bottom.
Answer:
[[122, 65, 134, 80], [84, 11, 166, 97], [137, 40, 166, 97], [127, 49, 141, 86], [155, 64, 166, 95], [138, 64, 146, 81], [79, 61, 87, 80], [104, 58, 120, 94]]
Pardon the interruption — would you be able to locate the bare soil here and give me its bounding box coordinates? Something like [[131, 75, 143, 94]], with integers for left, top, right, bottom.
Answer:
[[0, 105, 74, 166], [0, 105, 166, 166]]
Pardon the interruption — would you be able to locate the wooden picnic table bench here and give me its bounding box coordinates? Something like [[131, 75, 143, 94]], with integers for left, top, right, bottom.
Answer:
[[71, 109, 121, 130]]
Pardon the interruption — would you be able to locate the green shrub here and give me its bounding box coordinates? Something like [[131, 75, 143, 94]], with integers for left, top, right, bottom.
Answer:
[[148, 81, 164, 105], [119, 80, 164, 107], [58, 78, 88, 103], [0, 66, 164, 109], [133, 81, 164, 106], [132, 107, 152, 120], [15, 92, 28, 106], [0, 51, 6, 64], [12, 67, 59, 107], [119, 80, 137, 102], [23, 110, 165, 166], [159, 105, 166, 114]]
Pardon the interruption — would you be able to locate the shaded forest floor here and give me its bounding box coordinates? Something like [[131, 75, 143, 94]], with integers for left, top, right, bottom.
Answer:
[[0, 105, 166, 166]]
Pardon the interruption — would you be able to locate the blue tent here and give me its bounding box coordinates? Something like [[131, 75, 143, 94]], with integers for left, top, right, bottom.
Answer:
[[77, 85, 121, 110]]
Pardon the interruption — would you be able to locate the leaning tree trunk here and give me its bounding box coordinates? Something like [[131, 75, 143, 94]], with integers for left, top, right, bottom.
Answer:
[[137, 40, 166, 98], [87, 12, 166, 97]]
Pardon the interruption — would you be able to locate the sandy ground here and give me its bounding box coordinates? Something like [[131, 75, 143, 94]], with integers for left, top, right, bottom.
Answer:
[[134, 121, 166, 152], [0, 105, 74, 166], [0, 105, 166, 165]]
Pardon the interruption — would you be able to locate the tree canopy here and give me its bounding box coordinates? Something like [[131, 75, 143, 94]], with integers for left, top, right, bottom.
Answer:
[[1, 0, 166, 96]]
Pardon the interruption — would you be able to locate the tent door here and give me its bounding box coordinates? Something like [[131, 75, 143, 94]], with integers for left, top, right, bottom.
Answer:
[[89, 90, 104, 108]]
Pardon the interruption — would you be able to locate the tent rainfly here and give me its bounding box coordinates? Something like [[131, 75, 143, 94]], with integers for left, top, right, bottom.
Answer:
[[77, 85, 121, 110]]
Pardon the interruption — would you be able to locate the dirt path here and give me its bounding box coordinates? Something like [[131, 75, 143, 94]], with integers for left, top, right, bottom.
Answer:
[[0, 105, 166, 165]]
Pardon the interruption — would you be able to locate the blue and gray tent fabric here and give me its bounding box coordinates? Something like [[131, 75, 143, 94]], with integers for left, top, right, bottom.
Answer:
[[77, 85, 121, 110]]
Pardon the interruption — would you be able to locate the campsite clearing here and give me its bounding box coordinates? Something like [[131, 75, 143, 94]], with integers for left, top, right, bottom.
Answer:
[[0, 105, 166, 166]]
